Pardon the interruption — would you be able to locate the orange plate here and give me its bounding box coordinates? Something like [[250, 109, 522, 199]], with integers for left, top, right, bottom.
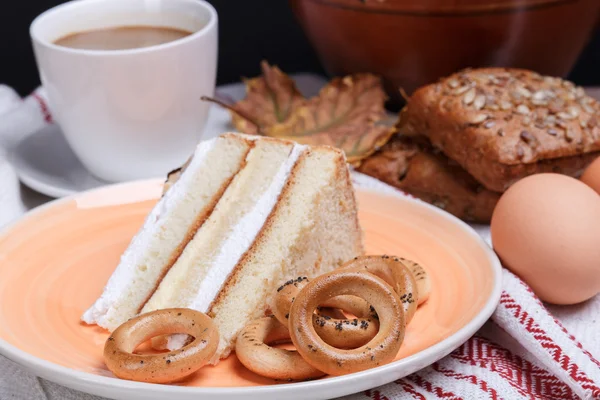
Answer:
[[0, 180, 499, 388]]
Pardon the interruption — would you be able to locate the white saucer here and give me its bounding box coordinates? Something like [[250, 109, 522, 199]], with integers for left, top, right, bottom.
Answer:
[[9, 74, 328, 198], [9, 124, 108, 198]]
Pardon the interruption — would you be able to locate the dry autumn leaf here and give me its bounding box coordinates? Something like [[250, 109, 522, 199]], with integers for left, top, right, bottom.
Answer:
[[229, 61, 306, 134], [266, 74, 396, 164], [204, 62, 396, 164]]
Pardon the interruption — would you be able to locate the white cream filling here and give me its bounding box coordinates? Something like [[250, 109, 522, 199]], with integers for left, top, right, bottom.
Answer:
[[82, 138, 218, 325], [188, 144, 305, 312]]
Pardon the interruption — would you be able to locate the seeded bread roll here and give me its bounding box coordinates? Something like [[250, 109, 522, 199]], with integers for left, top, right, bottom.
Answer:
[[357, 135, 500, 223], [399, 68, 600, 192]]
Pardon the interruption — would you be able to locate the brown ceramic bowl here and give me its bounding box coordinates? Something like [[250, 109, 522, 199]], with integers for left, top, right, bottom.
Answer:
[[290, 0, 600, 105]]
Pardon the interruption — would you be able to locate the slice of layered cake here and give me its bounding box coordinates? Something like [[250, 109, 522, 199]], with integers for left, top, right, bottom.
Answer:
[[83, 133, 364, 363]]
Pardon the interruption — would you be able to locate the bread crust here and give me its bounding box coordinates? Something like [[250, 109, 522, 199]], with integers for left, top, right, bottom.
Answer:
[[358, 135, 500, 223], [400, 68, 600, 192]]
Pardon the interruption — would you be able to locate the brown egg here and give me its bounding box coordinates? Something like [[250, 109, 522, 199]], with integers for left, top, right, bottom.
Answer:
[[491, 173, 600, 305], [581, 157, 600, 195]]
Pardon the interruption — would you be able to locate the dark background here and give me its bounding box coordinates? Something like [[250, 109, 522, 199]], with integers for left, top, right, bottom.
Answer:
[[2, 0, 599, 96]]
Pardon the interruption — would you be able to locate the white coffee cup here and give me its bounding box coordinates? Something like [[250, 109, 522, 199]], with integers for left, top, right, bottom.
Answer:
[[30, 0, 218, 182]]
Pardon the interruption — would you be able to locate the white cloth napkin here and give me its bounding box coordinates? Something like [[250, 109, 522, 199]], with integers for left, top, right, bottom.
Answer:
[[1, 85, 599, 400], [0, 85, 50, 228]]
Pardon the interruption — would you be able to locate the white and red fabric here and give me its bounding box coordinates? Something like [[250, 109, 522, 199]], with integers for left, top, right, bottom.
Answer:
[[1, 84, 599, 400]]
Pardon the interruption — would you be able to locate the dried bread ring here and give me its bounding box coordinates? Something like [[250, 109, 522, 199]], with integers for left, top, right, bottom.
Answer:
[[104, 308, 218, 383], [273, 277, 378, 348], [398, 258, 431, 305], [313, 307, 379, 348], [289, 270, 405, 375], [342, 255, 418, 324], [320, 295, 372, 318], [312, 313, 379, 349], [315, 307, 346, 319], [235, 316, 325, 380], [272, 277, 309, 325]]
